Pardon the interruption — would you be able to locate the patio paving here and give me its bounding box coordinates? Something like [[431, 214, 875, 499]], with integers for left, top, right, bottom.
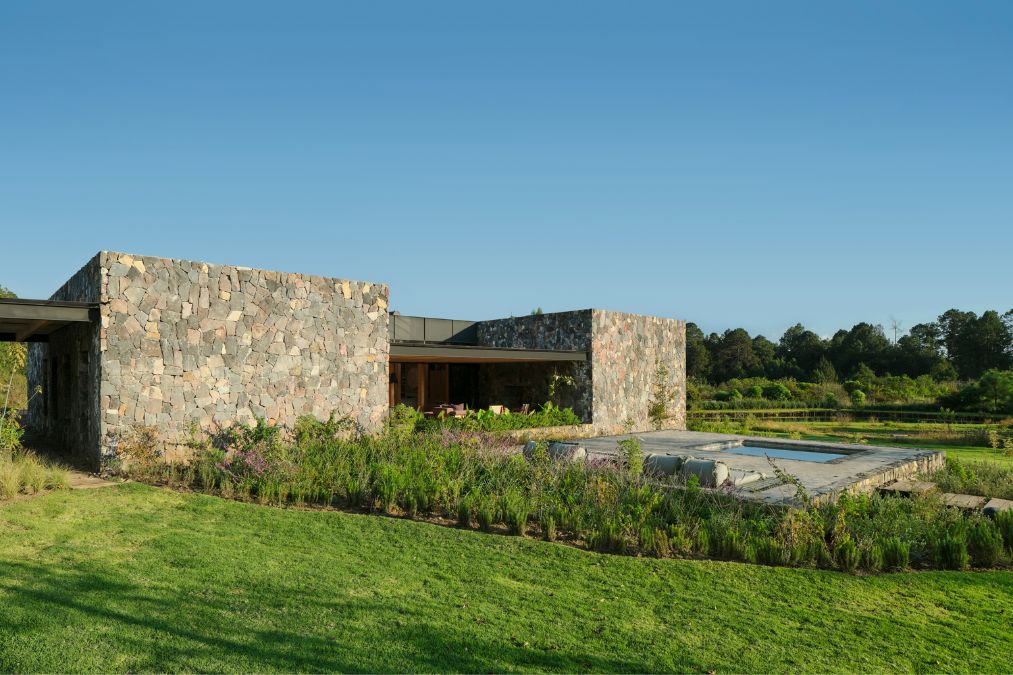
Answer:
[[571, 430, 945, 505]]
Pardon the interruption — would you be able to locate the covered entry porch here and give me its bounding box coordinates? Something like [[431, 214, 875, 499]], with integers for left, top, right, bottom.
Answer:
[[0, 297, 99, 466], [388, 342, 589, 420]]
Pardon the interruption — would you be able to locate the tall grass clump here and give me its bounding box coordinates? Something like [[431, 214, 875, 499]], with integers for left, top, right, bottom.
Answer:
[[0, 451, 69, 500]]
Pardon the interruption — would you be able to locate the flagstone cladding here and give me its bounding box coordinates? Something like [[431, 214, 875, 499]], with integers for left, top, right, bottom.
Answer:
[[30, 251, 389, 467]]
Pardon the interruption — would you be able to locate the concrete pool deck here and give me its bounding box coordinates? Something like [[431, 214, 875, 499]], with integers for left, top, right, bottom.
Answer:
[[572, 430, 945, 505]]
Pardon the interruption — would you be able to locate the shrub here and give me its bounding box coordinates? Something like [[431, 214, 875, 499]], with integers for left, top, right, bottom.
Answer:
[[648, 365, 678, 427], [996, 510, 1013, 552], [850, 390, 867, 407], [862, 543, 884, 572], [0, 408, 24, 451], [763, 384, 792, 401], [386, 404, 421, 441], [752, 536, 789, 566], [639, 526, 672, 557], [418, 402, 582, 433], [619, 437, 643, 481], [115, 424, 161, 465], [881, 537, 910, 570], [476, 497, 495, 532], [588, 517, 625, 553], [456, 497, 472, 528], [540, 512, 557, 541], [692, 525, 710, 556], [835, 536, 860, 572], [666, 524, 694, 554], [709, 525, 746, 561], [934, 534, 970, 570], [966, 520, 1004, 568], [374, 463, 404, 513], [501, 491, 530, 536]]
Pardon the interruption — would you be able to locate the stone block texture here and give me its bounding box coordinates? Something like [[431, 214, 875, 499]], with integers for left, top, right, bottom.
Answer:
[[477, 310, 686, 434], [29, 252, 388, 468]]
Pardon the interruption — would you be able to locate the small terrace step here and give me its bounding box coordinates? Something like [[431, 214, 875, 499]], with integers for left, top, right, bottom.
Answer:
[[878, 480, 938, 497], [941, 493, 987, 510], [983, 498, 1013, 516]]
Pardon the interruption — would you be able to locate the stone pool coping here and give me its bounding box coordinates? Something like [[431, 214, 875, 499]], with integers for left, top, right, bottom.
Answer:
[[571, 430, 946, 505]]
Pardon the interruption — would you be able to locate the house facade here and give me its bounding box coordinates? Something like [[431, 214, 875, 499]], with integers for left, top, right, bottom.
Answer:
[[12, 252, 685, 469]]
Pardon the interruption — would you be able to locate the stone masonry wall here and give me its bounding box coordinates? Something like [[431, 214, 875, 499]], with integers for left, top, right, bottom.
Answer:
[[99, 252, 390, 460], [475, 309, 685, 433], [590, 310, 686, 435]]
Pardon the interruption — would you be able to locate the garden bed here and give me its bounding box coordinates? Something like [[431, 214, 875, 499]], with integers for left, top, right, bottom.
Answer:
[[112, 414, 1013, 574]]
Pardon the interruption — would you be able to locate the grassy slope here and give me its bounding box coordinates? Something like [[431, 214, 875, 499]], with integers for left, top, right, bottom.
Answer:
[[2, 485, 1012, 673]]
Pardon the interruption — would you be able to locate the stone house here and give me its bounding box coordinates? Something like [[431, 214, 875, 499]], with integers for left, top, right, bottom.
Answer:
[[0, 252, 685, 469]]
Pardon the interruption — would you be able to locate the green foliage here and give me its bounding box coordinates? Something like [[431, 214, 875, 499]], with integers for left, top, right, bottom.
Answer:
[[934, 534, 970, 570], [0, 408, 25, 452], [928, 456, 1013, 501], [476, 496, 495, 532], [386, 404, 422, 440], [995, 510, 1013, 552], [0, 451, 68, 499], [647, 364, 678, 427], [540, 512, 557, 541], [881, 536, 910, 570], [618, 436, 643, 481], [850, 389, 867, 407], [500, 490, 530, 536], [751, 536, 789, 566], [813, 356, 837, 384], [763, 383, 792, 401], [417, 401, 581, 433], [110, 411, 1013, 573], [966, 520, 1004, 568], [834, 536, 860, 573]]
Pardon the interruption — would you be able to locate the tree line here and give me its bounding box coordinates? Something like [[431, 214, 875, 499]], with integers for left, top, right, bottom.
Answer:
[[688, 308, 1013, 385]]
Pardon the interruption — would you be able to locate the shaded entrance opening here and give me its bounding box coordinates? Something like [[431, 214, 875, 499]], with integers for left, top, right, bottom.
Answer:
[[388, 342, 590, 420], [0, 298, 99, 469]]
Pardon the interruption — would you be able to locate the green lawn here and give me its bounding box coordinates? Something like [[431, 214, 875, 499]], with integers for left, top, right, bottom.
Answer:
[[2, 484, 1012, 672]]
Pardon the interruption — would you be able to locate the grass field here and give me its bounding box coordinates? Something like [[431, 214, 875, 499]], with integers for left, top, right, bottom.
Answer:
[[2, 483, 1012, 673]]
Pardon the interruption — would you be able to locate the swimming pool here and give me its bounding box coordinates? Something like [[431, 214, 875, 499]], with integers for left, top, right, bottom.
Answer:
[[722, 443, 847, 463]]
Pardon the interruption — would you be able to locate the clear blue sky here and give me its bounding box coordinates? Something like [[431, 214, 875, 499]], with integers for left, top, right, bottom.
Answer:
[[2, 1, 1010, 340]]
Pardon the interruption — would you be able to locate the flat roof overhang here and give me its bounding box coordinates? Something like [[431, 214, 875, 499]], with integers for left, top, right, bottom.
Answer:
[[390, 342, 588, 364], [0, 298, 97, 342]]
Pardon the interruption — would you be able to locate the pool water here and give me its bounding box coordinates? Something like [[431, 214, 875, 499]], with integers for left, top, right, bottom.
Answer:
[[723, 444, 847, 463]]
